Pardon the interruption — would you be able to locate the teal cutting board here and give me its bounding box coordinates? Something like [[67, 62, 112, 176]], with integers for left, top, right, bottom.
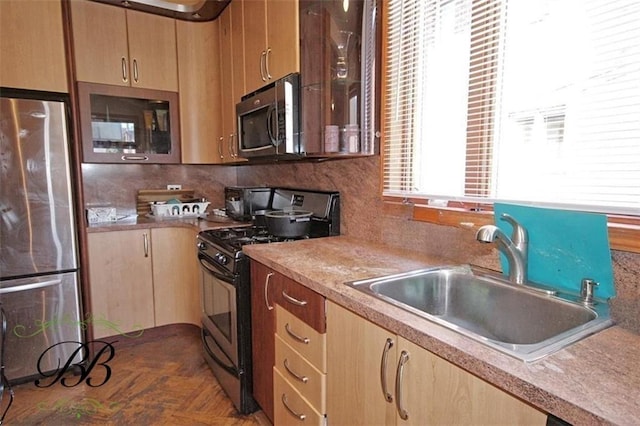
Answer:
[[493, 203, 615, 299]]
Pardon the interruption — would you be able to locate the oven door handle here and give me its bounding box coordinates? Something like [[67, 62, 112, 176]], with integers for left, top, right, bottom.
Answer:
[[198, 255, 235, 283], [201, 327, 238, 377]]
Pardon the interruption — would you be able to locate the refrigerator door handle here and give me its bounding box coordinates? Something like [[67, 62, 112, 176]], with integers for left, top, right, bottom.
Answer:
[[0, 279, 62, 294]]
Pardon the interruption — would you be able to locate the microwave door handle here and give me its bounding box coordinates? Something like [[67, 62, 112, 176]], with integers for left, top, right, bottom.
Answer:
[[266, 105, 279, 146]]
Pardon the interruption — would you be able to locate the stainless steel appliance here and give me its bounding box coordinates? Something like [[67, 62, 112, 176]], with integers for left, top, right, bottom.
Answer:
[[236, 73, 302, 159], [196, 188, 339, 414], [224, 186, 272, 221], [0, 89, 83, 384]]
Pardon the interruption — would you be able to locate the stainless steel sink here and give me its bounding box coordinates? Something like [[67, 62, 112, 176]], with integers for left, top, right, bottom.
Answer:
[[346, 265, 613, 362]]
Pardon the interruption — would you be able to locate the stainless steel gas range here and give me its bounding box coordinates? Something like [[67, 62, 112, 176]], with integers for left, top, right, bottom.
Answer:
[[196, 188, 340, 414]]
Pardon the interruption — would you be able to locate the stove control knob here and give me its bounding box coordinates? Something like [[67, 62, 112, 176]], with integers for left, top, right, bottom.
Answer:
[[197, 241, 206, 250], [216, 253, 228, 265]]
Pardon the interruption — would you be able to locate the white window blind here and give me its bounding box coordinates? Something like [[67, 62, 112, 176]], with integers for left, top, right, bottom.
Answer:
[[382, 0, 640, 214]]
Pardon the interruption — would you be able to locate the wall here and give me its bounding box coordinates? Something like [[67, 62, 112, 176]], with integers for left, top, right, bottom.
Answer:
[[80, 158, 640, 334], [237, 156, 640, 335], [81, 163, 237, 216]]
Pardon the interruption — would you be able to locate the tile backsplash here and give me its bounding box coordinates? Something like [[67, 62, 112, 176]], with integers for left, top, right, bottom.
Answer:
[[80, 157, 640, 335], [81, 163, 237, 216]]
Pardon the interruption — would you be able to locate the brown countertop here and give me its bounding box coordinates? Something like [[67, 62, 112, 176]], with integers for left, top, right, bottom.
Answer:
[[85, 214, 250, 233], [243, 236, 640, 426]]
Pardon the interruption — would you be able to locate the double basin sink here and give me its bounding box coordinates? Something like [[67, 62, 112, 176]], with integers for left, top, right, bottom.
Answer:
[[347, 265, 612, 362]]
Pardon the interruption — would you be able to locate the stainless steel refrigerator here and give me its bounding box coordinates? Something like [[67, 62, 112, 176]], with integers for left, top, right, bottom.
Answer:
[[0, 89, 83, 384]]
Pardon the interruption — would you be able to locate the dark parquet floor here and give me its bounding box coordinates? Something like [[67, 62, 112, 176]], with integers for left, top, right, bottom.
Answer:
[[4, 325, 269, 425]]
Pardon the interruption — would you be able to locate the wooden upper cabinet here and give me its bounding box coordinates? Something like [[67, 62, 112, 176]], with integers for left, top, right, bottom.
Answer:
[[0, 0, 68, 92], [126, 10, 178, 91], [243, 0, 267, 94], [243, 0, 299, 94], [230, 0, 246, 105], [70, 1, 178, 92], [219, 4, 235, 163], [177, 19, 223, 164], [218, 0, 247, 164], [265, 0, 299, 84]]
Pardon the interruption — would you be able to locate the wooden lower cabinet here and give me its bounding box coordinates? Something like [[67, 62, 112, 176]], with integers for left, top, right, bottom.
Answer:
[[151, 227, 200, 326], [87, 229, 154, 338], [250, 261, 279, 422], [87, 227, 199, 339], [274, 368, 324, 426], [250, 260, 327, 423], [274, 306, 326, 425], [326, 301, 548, 425]]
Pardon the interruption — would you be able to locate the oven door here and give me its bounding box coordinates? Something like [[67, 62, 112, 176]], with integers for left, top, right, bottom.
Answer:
[[198, 254, 238, 368]]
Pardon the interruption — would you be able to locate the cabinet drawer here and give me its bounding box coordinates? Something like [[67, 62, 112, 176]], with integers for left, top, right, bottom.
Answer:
[[275, 334, 326, 412], [274, 368, 324, 426], [276, 275, 326, 333], [276, 305, 326, 372]]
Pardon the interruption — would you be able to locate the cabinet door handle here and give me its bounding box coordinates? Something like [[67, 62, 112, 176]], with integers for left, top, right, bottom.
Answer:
[[260, 50, 267, 81], [285, 323, 309, 344], [380, 338, 394, 403], [143, 232, 149, 258], [395, 350, 410, 420], [132, 58, 139, 83], [264, 272, 274, 311], [265, 47, 272, 80], [121, 56, 128, 82], [281, 394, 306, 421], [230, 133, 238, 158], [283, 358, 309, 383], [228, 134, 235, 158], [218, 136, 224, 160], [281, 290, 308, 307]]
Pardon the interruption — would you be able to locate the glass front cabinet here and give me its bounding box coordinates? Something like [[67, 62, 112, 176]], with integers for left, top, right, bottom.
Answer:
[[77, 82, 180, 163], [299, 0, 379, 157]]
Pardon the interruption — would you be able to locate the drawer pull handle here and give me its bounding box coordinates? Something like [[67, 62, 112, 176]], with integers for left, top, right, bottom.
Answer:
[[281, 394, 306, 421], [282, 290, 308, 307], [285, 323, 310, 344], [395, 350, 410, 420], [380, 338, 394, 403], [284, 358, 309, 383]]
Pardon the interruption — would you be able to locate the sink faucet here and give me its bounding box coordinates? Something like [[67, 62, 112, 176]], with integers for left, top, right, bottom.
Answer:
[[476, 213, 528, 284]]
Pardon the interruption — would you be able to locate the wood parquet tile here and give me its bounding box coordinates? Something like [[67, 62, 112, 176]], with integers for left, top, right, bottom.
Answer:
[[4, 325, 269, 425]]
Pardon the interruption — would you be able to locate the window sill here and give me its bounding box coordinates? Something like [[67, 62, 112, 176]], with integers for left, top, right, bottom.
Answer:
[[383, 198, 640, 254]]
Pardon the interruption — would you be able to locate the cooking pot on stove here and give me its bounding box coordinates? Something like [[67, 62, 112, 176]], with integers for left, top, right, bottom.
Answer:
[[252, 209, 272, 228], [265, 210, 313, 238]]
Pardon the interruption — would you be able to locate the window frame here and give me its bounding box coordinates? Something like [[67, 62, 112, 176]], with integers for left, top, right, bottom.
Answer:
[[379, 0, 640, 254], [380, 196, 640, 254]]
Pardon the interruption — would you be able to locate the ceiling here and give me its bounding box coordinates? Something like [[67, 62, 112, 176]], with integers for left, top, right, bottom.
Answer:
[[92, 0, 231, 21]]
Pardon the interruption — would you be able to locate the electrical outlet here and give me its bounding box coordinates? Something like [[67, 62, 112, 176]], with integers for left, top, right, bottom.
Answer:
[[167, 184, 182, 190]]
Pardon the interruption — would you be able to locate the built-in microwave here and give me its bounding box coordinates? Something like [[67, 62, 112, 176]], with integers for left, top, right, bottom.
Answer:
[[236, 73, 302, 159]]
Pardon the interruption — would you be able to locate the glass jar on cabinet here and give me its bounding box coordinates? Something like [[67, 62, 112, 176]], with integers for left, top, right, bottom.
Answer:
[[77, 82, 180, 163]]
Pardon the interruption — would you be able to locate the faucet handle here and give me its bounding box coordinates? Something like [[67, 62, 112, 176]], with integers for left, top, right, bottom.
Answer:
[[500, 213, 528, 246]]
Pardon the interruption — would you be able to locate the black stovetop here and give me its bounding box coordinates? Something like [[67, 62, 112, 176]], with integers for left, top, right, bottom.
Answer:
[[198, 226, 309, 253]]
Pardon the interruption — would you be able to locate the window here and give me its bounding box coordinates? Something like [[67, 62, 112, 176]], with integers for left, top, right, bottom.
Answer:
[[382, 0, 640, 215]]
